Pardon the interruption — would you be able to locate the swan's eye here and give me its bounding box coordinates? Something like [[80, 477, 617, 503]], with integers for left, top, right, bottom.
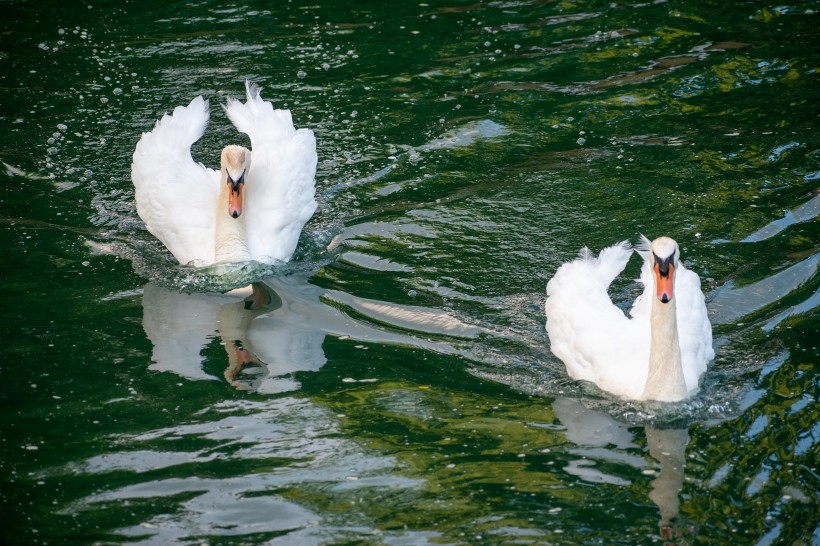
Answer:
[[653, 253, 673, 277]]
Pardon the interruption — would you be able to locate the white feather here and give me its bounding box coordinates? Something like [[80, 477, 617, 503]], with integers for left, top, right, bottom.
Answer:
[[225, 82, 318, 262], [545, 238, 713, 400], [131, 96, 220, 266], [131, 82, 317, 267]]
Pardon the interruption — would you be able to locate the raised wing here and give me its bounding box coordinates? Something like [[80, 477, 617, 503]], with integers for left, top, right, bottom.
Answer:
[[224, 82, 318, 263], [545, 241, 649, 397], [132, 96, 220, 266], [629, 234, 654, 321]]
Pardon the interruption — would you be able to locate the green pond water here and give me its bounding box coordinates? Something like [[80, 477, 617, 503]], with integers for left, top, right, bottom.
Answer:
[[1, 0, 818, 544]]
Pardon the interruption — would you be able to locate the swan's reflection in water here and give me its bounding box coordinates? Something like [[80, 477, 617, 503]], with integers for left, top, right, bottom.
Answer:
[[553, 398, 689, 542], [142, 273, 479, 392], [143, 280, 323, 392], [646, 426, 689, 541]]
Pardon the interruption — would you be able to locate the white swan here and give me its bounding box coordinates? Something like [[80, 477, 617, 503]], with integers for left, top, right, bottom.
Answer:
[[544, 236, 713, 401], [131, 82, 318, 266]]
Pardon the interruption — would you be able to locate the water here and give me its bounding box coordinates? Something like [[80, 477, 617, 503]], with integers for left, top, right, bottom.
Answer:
[[1, 0, 818, 544]]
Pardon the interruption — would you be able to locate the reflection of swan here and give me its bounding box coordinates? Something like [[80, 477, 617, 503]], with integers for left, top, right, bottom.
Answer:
[[141, 275, 479, 392], [131, 82, 317, 266], [215, 284, 287, 391], [553, 398, 688, 539], [646, 426, 689, 540], [545, 236, 713, 401], [142, 281, 327, 393]]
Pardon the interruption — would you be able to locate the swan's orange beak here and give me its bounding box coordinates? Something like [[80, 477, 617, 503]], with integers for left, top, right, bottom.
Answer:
[[228, 180, 244, 218], [654, 262, 675, 303]]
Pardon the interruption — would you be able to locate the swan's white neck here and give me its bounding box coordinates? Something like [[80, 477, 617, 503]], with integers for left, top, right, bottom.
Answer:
[[214, 173, 249, 263], [642, 296, 687, 401]]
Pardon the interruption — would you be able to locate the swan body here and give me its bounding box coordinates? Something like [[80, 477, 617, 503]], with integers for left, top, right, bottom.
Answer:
[[131, 82, 318, 266], [544, 236, 713, 401]]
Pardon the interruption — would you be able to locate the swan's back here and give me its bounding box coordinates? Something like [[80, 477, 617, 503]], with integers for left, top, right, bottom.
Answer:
[[225, 83, 318, 263], [545, 241, 651, 399]]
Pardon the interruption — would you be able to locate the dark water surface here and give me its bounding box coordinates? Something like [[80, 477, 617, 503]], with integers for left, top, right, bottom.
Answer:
[[1, 0, 818, 544]]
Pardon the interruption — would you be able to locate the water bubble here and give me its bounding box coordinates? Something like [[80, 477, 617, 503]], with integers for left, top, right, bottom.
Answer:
[[113, 87, 122, 95], [321, 63, 330, 70], [577, 137, 586, 145], [100, 97, 108, 103], [297, 70, 307, 79]]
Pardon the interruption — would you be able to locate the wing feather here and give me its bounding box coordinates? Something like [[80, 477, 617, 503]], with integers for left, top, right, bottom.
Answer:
[[674, 264, 713, 389], [224, 82, 318, 263], [546, 241, 650, 398], [132, 96, 220, 265]]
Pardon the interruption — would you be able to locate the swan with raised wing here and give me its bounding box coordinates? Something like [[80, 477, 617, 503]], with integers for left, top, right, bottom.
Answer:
[[544, 236, 713, 401], [131, 81, 317, 266]]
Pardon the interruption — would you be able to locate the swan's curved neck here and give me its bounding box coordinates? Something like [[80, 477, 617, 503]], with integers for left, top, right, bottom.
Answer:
[[642, 297, 687, 401], [214, 172, 249, 263]]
